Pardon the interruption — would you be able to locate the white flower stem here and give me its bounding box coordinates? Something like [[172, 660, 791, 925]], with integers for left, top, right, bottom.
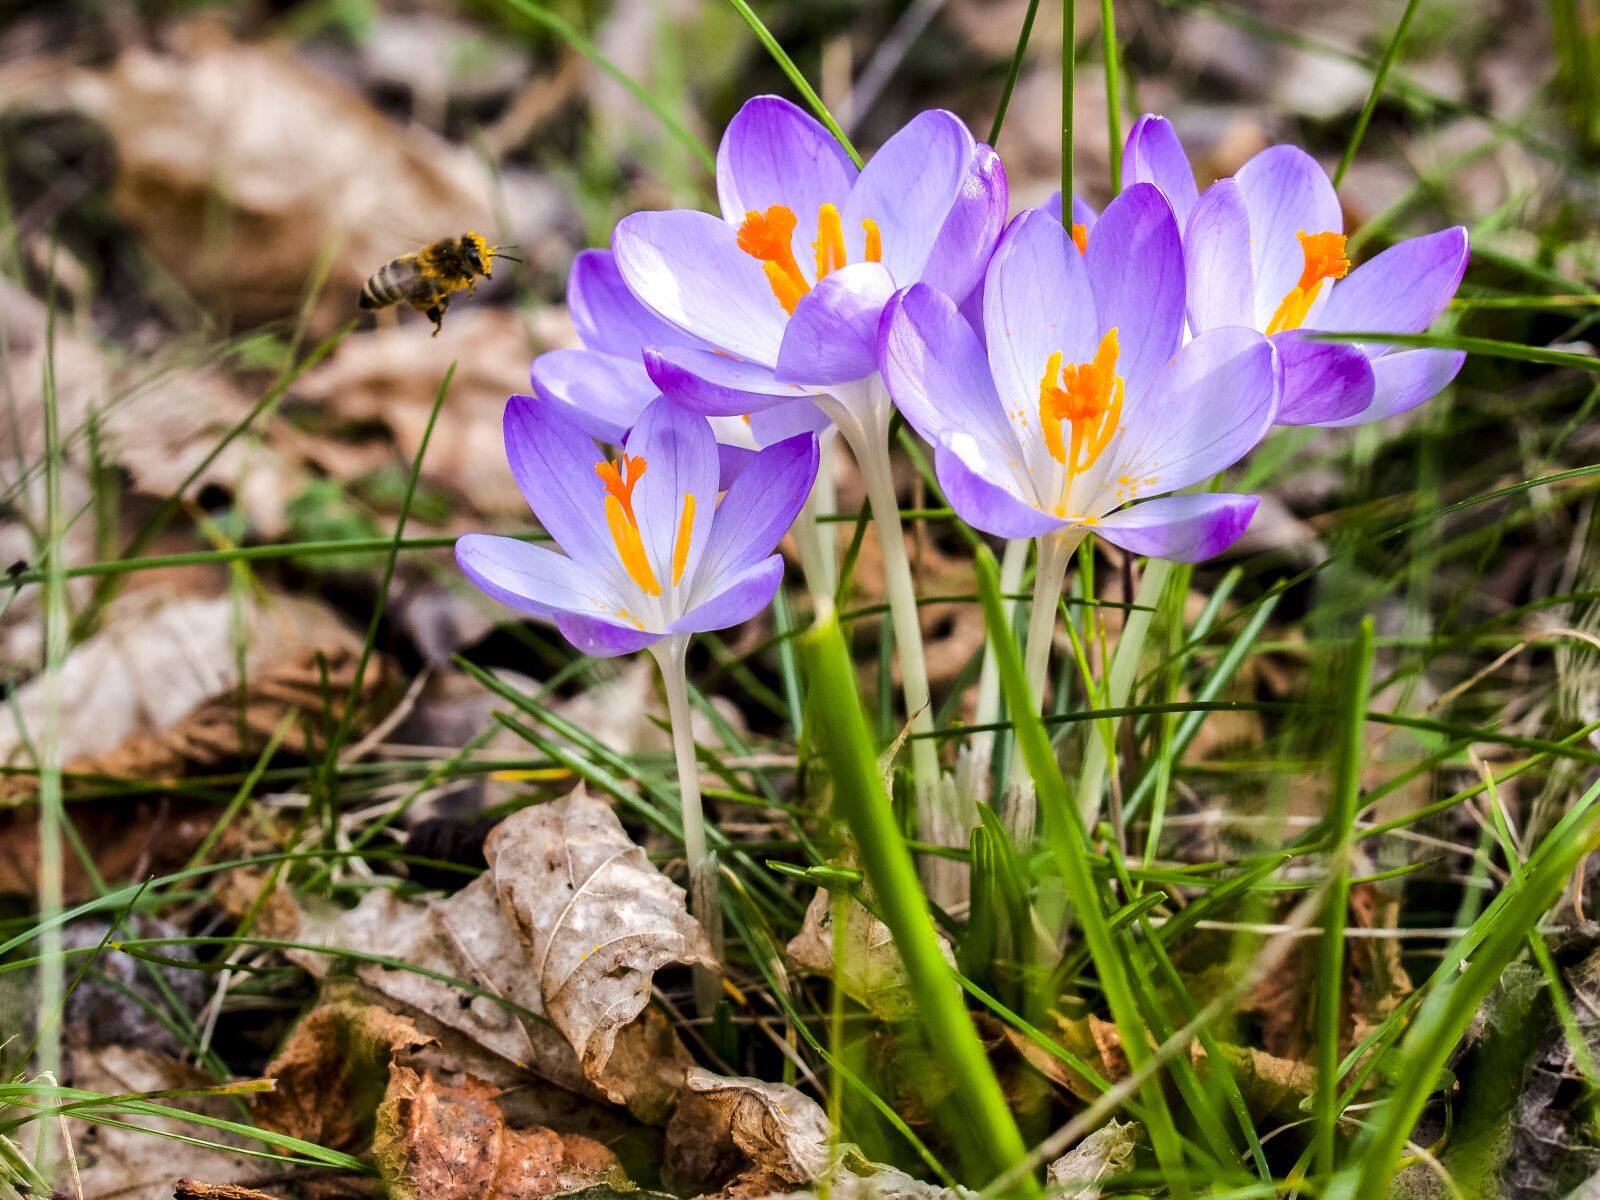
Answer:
[[791, 434, 839, 605], [1076, 555, 1172, 828], [967, 537, 1030, 790], [651, 635, 724, 1014]]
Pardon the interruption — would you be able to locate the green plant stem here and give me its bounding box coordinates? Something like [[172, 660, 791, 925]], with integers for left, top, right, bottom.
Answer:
[[1312, 618, 1374, 1176], [968, 538, 1030, 790], [1061, 0, 1075, 205], [989, 0, 1044, 145], [723, 0, 862, 166], [1100, 0, 1122, 191], [1332, 0, 1421, 187], [803, 612, 1036, 1195]]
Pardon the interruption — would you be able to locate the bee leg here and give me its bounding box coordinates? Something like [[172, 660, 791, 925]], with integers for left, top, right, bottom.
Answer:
[[426, 293, 450, 336]]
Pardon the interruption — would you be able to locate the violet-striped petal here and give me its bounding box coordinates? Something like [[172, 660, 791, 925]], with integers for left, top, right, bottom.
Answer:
[[746, 398, 831, 444], [694, 433, 820, 595], [454, 534, 606, 620], [1123, 114, 1198, 230], [844, 110, 975, 288], [613, 209, 788, 363], [1094, 494, 1260, 562], [717, 443, 757, 489], [1321, 347, 1466, 427], [1043, 192, 1099, 230], [1271, 333, 1375, 425], [775, 262, 897, 385], [1316, 227, 1471, 357], [934, 439, 1061, 539], [1185, 179, 1255, 332], [1084, 183, 1185, 397], [918, 141, 1009, 304], [626, 397, 720, 591], [670, 555, 785, 634], [568, 248, 689, 358], [716, 96, 857, 231], [555, 612, 662, 657], [503, 395, 616, 573], [1234, 145, 1343, 327], [529, 348, 656, 443], [644, 345, 810, 417], [880, 283, 1013, 453]]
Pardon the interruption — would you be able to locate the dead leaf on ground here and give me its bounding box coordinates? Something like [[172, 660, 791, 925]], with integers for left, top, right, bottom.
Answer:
[[254, 999, 436, 1150], [1045, 1119, 1139, 1199], [375, 1067, 622, 1200], [786, 889, 951, 1023], [663, 1068, 832, 1197]]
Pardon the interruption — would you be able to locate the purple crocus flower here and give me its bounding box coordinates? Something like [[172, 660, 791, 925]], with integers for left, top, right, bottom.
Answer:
[[456, 393, 819, 657], [882, 190, 1280, 561], [610, 95, 1007, 439], [529, 248, 827, 485], [1121, 114, 1469, 427]]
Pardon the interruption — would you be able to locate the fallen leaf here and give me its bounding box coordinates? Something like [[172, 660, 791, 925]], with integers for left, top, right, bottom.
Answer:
[[374, 1067, 622, 1200], [786, 889, 949, 1022], [663, 1068, 832, 1197], [1045, 1119, 1139, 1199], [255, 999, 436, 1150]]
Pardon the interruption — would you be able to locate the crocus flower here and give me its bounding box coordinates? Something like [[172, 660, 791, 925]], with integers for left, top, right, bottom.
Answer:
[[456, 393, 819, 657], [610, 95, 1007, 441], [882, 188, 1279, 561], [1119, 114, 1469, 426], [529, 248, 827, 484]]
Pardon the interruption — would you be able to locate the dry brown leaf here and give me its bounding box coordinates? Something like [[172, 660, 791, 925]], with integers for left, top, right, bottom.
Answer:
[[663, 1068, 832, 1197], [174, 1181, 285, 1200], [1193, 1042, 1317, 1119], [786, 889, 952, 1022], [1045, 1119, 1139, 1199], [485, 788, 718, 1102], [254, 999, 437, 1150], [374, 1067, 622, 1200]]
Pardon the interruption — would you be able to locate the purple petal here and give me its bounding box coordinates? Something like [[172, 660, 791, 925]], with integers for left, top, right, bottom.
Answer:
[[556, 612, 662, 657], [694, 433, 820, 593], [1084, 183, 1185, 398], [1123, 114, 1198, 231], [568, 249, 690, 358], [503, 395, 614, 571], [746, 398, 831, 444], [774, 261, 897, 385], [984, 211, 1098, 437], [456, 534, 606, 618], [918, 141, 1009, 304], [1043, 192, 1099, 230], [1271, 333, 1375, 425], [880, 283, 1012, 453], [625, 398, 720, 591], [1094, 494, 1260, 562], [644, 345, 811, 417], [1316, 227, 1471, 356], [935, 440, 1061, 539], [1109, 327, 1279, 500], [1184, 178, 1255, 333], [1234, 145, 1343, 328], [716, 96, 857, 229], [613, 210, 788, 364], [844, 110, 975, 288], [529, 347, 656, 443], [669, 555, 784, 634], [716, 442, 757, 489], [1321, 347, 1465, 427]]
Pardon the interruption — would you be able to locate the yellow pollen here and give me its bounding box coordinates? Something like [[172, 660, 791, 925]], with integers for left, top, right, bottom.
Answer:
[[815, 204, 847, 279], [1070, 223, 1089, 255], [863, 218, 882, 263], [672, 494, 696, 586], [597, 454, 661, 595], [738, 203, 885, 316], [1265, 229, 1351, 335], [1038, 329, 1124, 482]]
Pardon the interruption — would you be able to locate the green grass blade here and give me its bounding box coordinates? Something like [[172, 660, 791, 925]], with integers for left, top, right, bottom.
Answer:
[[1331, 0, 1420, 187], [721, 0, 862, 165]]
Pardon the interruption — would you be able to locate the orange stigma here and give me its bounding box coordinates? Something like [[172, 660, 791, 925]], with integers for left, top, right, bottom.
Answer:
[[1070, 223, 1089, 255], [1265, 230, 1350, 335], [1039, 329, 1124, 483], [738, 203, 883, 315], [596, 454, 660, 595]]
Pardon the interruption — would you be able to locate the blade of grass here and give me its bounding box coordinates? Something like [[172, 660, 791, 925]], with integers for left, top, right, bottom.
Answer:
[[722, 0, 862, 165], [989, 0, 1044, 145], [1331, 0, 1420, 187], [1100, 0, 1122, 191]]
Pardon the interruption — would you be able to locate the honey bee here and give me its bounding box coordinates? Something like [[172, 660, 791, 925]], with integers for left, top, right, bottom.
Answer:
[[358, 232, 518, 334]]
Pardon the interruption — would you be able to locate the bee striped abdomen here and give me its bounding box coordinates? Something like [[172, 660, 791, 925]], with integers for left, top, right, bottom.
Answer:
[[360, 257, 421, 310]]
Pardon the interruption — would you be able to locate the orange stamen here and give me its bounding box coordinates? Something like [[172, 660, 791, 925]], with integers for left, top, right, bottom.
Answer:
[[739, 203, 887, 315], [1038, 330, 1124, 479], [597, 454, 661, 595], [815, 204, 847, 279], [863, 218, 882, 263], [1070, 223, 1089, 255], [672, 494, 696, 586], [1265, 230, 1351, 335]]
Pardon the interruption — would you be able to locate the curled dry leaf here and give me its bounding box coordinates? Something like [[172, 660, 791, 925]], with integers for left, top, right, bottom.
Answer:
[[663, 1068, 832, 1197], [786, 889, 954, 1022], [485, 788, 718, 1097], [254, 999, 437, 1151], [1045, 1119, 1140, 1199], [375, 1067, 622, 1200]]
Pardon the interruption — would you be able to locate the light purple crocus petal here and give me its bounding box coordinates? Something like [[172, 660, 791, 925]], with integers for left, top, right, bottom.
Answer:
[[529, 348, 655, 443], [775, 262, 897, 385], [747, 398, 831, 444], [985, 211, 1098, 446], [1185, 179, 1255, 333], [614, 210, 787, 363], [626, 398, 720, 590], [1316, 227, 1471, 357], [670, 555, 785, 634], [1321, 348, 1466, 427], [1043, 192, 1099, 230], [934, 440, 1060, 539], [694, 433, 819, 591], [844, 110, 974, 288], [1111, 327, 1279, 497], [1084, 183, 1184, 397], [455, 534, 605, 620], [1271, 333, 1375, 425], [568, 249, 691, 358], [717, 443, 757, 489], [918, 142, 1009, 303], [1094, 494, 1261, 562], [880, 283, 1013, 453], [556, 612, 662, 658], [644, 345, 810, 417], [1234, 145, 1343, 328], [716, 96, 857, 230], [1123, 114, 1198, 230], [503, 395, 615, 571]]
